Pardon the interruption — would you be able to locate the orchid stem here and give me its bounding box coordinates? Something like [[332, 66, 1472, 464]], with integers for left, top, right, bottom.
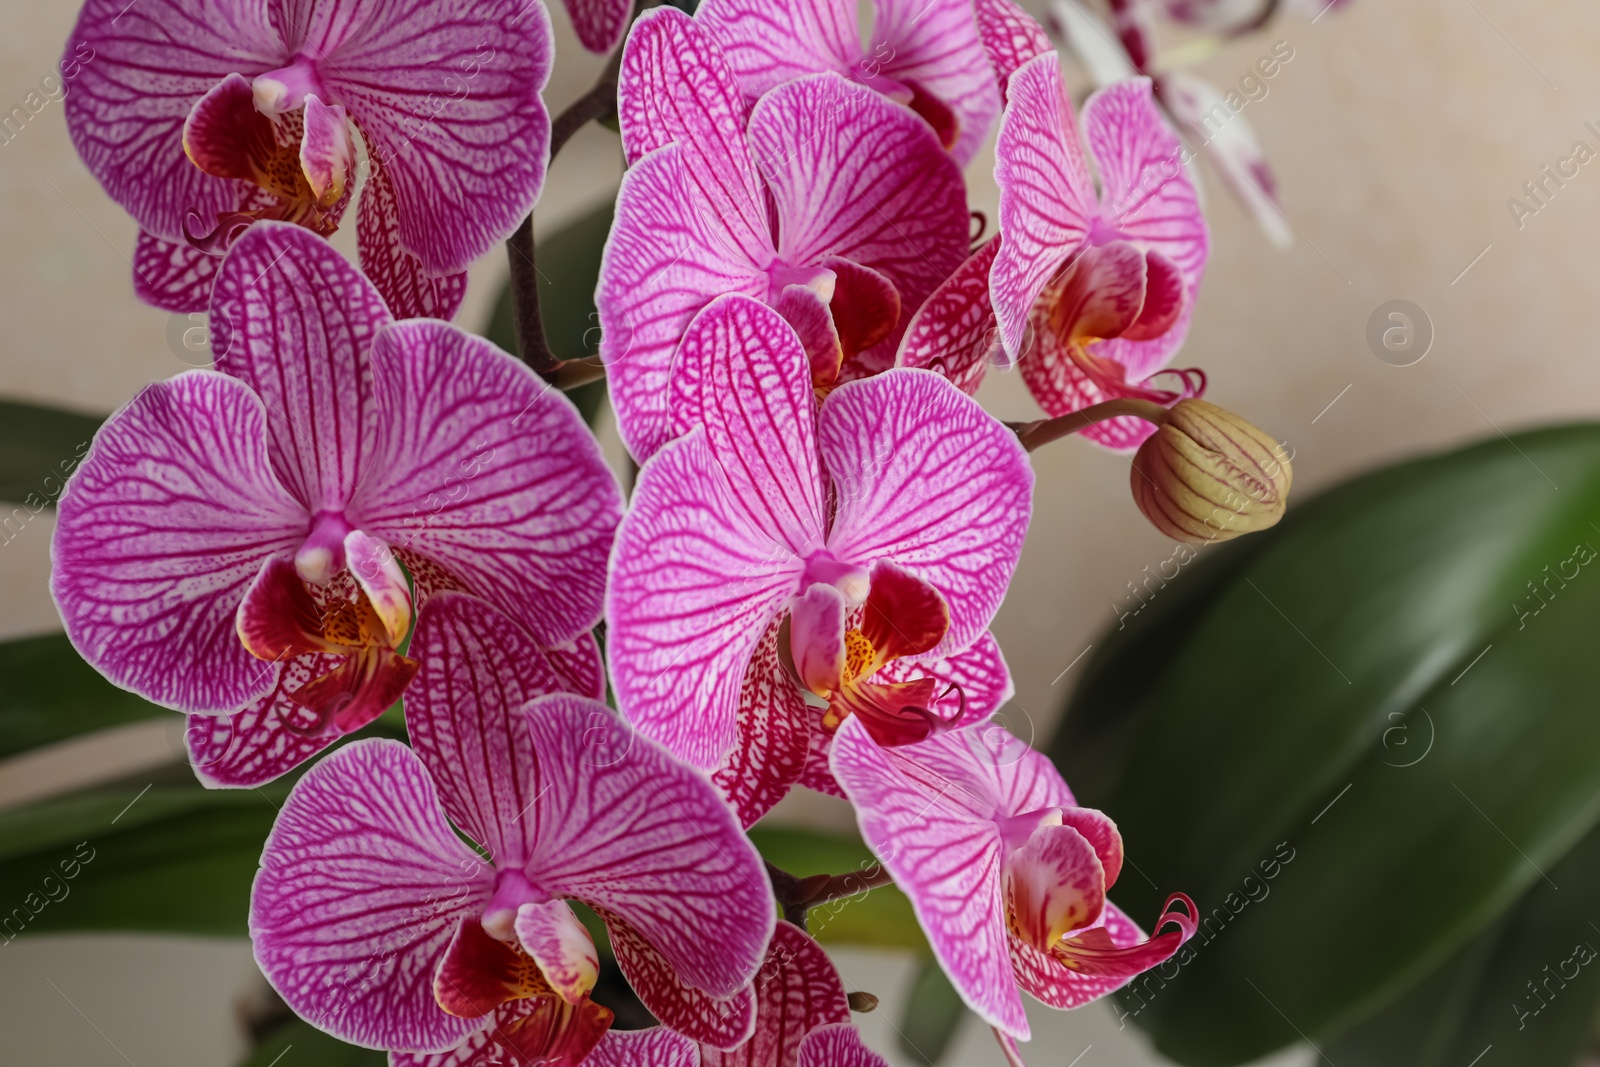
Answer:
[[504, 11, 633, 382], [765, 860, 896, 930], [1011, 397, 1172, 453]]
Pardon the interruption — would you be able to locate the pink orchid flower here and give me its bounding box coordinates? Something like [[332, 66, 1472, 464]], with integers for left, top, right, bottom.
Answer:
[[52, 224, 620, 788], [588, 921, 890, 1066], [830, 716, 1198, 1040], [990, 57, 1211, 450], [63, 0, 554, 319], [599, 6, 970, 461], [253, 593, 774, 1064], [606, 294, 1030, 825], [696, 0, 1000, 165]]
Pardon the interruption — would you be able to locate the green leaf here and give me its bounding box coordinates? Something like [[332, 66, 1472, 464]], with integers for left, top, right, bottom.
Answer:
[[749, 825, 928, 954], [1050, 424, 1600, 1065], [237, 1017, 386, 1067], [897, 959, 970, 1064], [484, 202, 614, 426], [0, 780, 286, 938], [0, 633, 169, 759], [1327, 817, 1600, 1066], [0, 399, 101, 507]]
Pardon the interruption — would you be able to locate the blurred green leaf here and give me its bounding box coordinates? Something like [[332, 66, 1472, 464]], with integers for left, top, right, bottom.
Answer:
[[897, 958, 969, 1064], [1051, 424, 1600, 1065], [0, 633, 168, 759], [237, 1016, 385, 1067], [0, 780, 286, 937], [750, 825, 928, 954], [1328, 817, 1600, 1066], [0, 399, 101, 507], [484, 202, 613, 426]]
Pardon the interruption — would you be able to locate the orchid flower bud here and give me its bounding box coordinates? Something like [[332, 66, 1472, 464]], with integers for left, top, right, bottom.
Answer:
[[1130, 399, 1292, 544]]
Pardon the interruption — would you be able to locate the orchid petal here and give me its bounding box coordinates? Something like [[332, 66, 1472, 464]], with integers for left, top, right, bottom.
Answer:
[[588, 1026, 700, 1066], [607, 428, 804, 768], [612, 7, 770, 308], [796, 1023, 891, 1067], [355, 320, 620, 649], [701, 921, 851, 1067], [515, 901, 600, 1005], [697, 0, 859, 106], [991, 52, 1097, 360], [895, 237, 999, 392], [405, 593, 570, 867], [1160, 72, 1292, 249], [52, 371, 306, 713], [545, 631, 607, 701], [251, 738, 494, 1053], [133, 229, 221, 314], [562, 0, 634, 53], [973, 0, 1052, 103], [602, 911, 757, 1049], [711, 618, 813, 828], [314, 0, 553, 276], [1083, 78, 1209, 288], [598, 145, 767, 461], [617, 6, 761, 225], [667, 295, 827, 551], [62, 0, 288, 243], [829, 717, 1026, 1037], [523, 695, 774, 998], [751, 74, 969, 366], [211, 223, 388, 513], [185, 653, 346, 789], [820, 369, 1033, 655], [870, 0, 1002, 165], [357, 149, 469, 321]]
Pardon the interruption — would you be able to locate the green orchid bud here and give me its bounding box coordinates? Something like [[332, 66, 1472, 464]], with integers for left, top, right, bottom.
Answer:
[[1130, 400, 1292, 544]]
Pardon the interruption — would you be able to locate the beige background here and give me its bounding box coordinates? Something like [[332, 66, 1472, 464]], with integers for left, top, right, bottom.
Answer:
[[3, 0, 1597, 1061]]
